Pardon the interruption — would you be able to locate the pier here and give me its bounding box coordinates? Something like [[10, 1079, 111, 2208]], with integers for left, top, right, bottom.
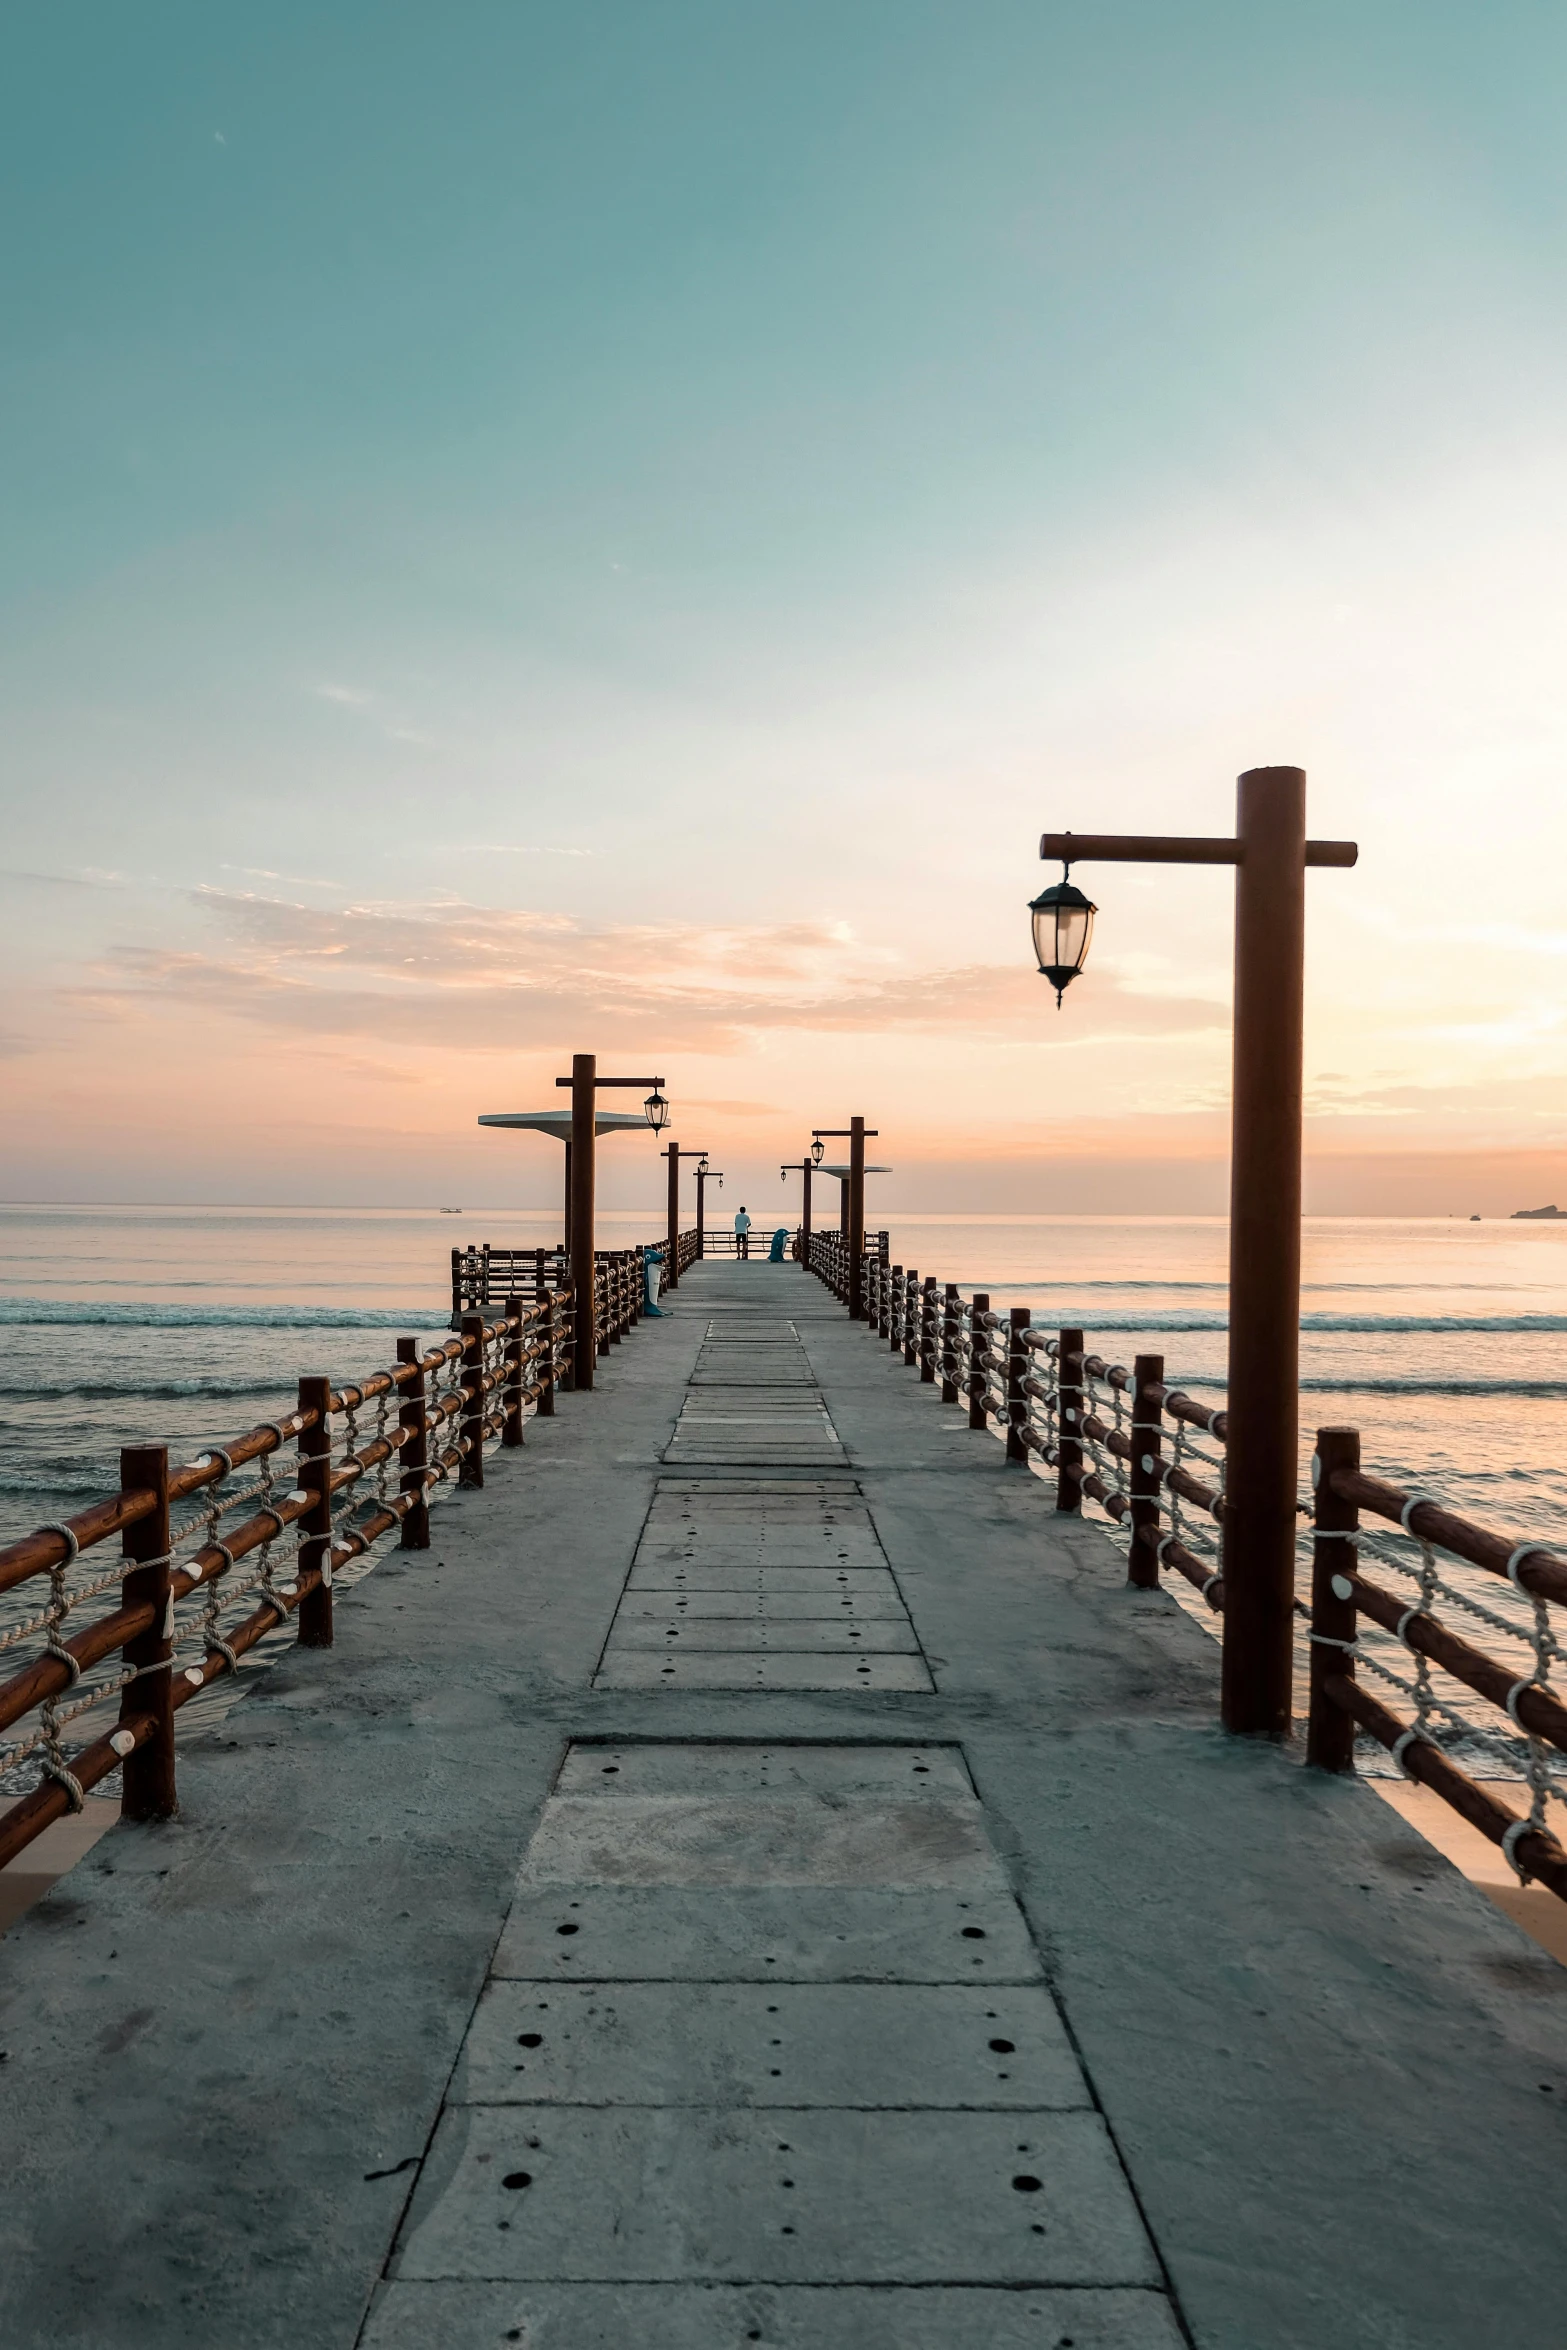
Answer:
[[4, 1257, 1567, 2347]]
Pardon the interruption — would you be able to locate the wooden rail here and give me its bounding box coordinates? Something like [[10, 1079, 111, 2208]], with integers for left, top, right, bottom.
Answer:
[[0, 1279, 588, 1870], [812, 1232, 1567, 1908], [454, 1237, 685, 1324]]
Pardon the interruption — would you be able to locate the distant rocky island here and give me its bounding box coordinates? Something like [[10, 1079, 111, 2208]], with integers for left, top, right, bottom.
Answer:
[[1512, 1204, 1565, 1219]]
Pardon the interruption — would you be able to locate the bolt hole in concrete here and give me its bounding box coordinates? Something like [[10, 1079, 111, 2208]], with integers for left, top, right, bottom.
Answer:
[[502, 2172, 532, 2190], [989, 2037, 1015, 2052], [962, 1926, 986, 1939], [555, 1923, 578, 1937], [517, 2033, 543, 2047], [1013, 2174, 1042, 2191]]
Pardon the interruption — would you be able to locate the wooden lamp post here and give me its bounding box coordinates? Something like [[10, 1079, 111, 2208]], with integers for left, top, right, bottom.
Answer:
[[1038, 767, 1357, 1738], [779, 1146, 821, 1269], [812, 1118, 879, 1321], [550, 1057, 668, 1392], [694, 1158, 724, 1255], [658, 1141, 714, 1289]]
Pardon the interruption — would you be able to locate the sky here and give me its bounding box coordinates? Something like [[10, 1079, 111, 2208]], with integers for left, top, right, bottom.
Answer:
[[3, 1, 1566, 1219]]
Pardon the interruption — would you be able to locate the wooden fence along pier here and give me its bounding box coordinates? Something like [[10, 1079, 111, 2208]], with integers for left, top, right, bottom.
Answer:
[[4, 1169, 1567, 2349], [807, 1227, 1567, 1913]]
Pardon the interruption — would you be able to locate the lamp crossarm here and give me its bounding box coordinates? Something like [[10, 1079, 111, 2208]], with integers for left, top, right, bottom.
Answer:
[[812, 1127, 880, 1137], [556, 1074, 666, 1088], [1039, 832, 1357, 868]]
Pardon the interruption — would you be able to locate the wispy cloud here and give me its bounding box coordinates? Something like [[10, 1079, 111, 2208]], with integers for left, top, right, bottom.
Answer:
[[74, 884, 1229, 1057]]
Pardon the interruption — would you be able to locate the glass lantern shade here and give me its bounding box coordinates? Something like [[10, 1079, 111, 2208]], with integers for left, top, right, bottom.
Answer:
[[644, 1087, 670, 1132], [811, 1136, 825, 1166], [1029, 879, 1097, 1007]]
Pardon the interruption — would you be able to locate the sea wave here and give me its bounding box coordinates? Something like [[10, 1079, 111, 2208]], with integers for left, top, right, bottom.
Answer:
[[0, 1376, 291, 1402], [0, 1301, 438, 1330], [1006, 1310, 1567, 1335], [0, 1467, 121, 1500], [1168, 1376, 1567, 1399]]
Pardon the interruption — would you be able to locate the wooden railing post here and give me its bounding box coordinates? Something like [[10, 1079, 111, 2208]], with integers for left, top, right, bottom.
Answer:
[[536, 1294, 558, 1415], [969, 1295, 990, 1429], [1006, 1309, 1029, 1463], [902, 1270, 919, 1367], [451, 1246, 463, 1327], [1308, 1426, 1360, 1771], [397, 1338, 430, 1548], [888, 1266, 903, 1352], [941, 1285, 961, 1404], [1129, 1353, 1164, 1588], [297, 1374, 334, 1646], [118, 1443, 175, 1821], [1056, 1327, 1084, 1513], [918, 1278, 937, 1381], [459, 1312, 485, 1487], [503, 1294, 526, 1447]]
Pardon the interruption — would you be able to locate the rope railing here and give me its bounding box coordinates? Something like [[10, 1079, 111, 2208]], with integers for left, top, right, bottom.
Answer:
[[821, 1233, 1567, 1908], [0, 1286, 574, 1872], [1307, 1429, 1567, 1900], [455, 1238, 679, 1324]]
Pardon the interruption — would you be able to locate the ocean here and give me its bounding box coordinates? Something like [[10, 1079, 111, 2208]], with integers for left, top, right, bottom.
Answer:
[[2, 1202, 1563, 1549]]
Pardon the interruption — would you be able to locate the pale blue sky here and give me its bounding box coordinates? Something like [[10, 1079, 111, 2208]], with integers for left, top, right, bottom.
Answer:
[[4, 4, 1567, 1205]]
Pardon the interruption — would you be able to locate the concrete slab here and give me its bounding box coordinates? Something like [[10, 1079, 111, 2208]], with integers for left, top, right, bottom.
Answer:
[[652, 1477, 859, 1495], [626, 1566, 899, 1594], [666, 1446, 847, 1467], [602, 1618, 923, 1652], [610, 1579, 906, 1616], [552, 1743, 972, 1799], [10, 1261, 1565, 2350], [593, 1652, 934, 1692], [515, 1794, 1000, 1887], [393, 2105, 1160, 2285], [361, 2280, 1185, 2350], [456, 1981, 1089, 2108], [491, 1888, 1044, 1982]]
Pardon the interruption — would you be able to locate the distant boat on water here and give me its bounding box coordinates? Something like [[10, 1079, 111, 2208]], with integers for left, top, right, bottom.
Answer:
[[439, 1206, 463, 1214]]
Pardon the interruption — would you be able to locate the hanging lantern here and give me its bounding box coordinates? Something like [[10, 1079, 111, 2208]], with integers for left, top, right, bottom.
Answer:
[[1029, 872, 1097, 1008], [644, 1086, 670, 1131], [811, 1136, 825, 1166]]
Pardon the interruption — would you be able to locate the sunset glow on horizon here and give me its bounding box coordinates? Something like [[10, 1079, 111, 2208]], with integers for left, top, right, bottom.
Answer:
[[5, 5, 1566, 1221]]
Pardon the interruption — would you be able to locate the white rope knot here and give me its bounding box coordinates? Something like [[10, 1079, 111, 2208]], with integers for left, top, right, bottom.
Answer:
[[1501, 1815, 1535, 1883], [45, 1634, 83, 1686], [42, 1758, 86, 1812], [1390, 1724, 1429, 1777], [198, 1447, 233, 1481], [1504, 1542, 1556, 1591], [1399, 1492, 1438, 1534], [40, 1521, 81, 1565], [1308, 1630, 1358, 1651], [1504, 1675, 1536, 1727]]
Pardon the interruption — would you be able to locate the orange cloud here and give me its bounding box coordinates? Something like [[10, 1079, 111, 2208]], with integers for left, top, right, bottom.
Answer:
[[66, 886, 1228, 1057]]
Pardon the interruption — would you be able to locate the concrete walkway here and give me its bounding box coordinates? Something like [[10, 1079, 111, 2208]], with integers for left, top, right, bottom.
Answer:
[[4, 1262, 1567, 2348]]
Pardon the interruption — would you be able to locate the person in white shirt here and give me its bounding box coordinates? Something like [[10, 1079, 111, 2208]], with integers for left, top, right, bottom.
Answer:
[[734, 1205, 752, 1260]]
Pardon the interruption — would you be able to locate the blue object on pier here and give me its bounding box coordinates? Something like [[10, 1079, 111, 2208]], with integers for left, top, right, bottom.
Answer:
[[643, 1246, 665, 1314], [768, 1227, 788, 1262]]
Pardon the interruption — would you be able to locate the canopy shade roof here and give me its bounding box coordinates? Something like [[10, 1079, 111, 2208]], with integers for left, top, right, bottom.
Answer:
[[478, 1112, 650, 1141], [817, 1163, 893, 1178]]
